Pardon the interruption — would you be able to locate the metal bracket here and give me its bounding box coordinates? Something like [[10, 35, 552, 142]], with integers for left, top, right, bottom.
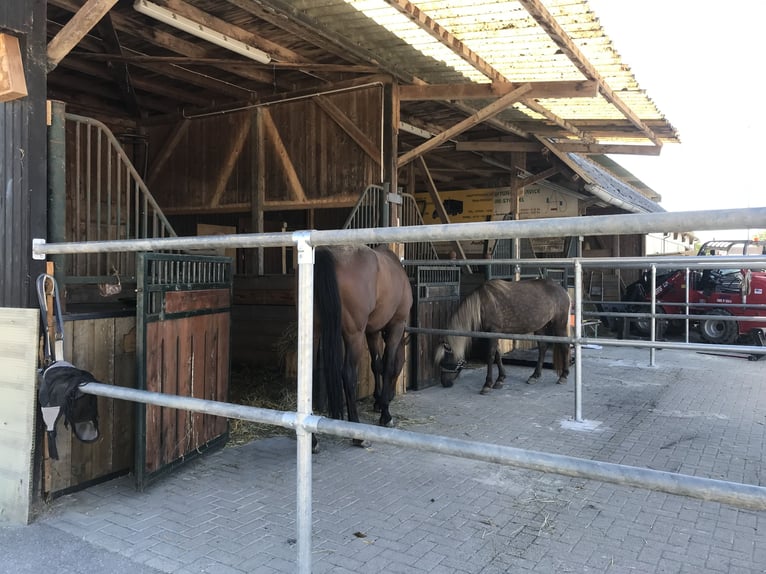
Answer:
[[387, 193, 403, 205], [292, 230, 314, 265], [32, 238, 46, 260]]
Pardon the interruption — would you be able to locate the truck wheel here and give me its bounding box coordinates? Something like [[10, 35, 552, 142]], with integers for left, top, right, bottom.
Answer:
[[631, 305, 667, 339], [699, 309, 738, 345]]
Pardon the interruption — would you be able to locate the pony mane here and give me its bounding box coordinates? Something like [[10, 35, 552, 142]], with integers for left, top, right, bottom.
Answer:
[[443, 289, 483, 361]]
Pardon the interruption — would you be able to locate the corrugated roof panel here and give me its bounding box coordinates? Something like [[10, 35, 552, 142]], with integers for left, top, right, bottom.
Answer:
[[325, 0, 675, 143]]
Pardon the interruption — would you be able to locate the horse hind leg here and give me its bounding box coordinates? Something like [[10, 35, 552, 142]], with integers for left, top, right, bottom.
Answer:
[[342, 333, 365, 447], [366, 331, 384, 412], [527, 341, 547, 384], [377, 323, 407, 427], [554, 342, 570, 385]]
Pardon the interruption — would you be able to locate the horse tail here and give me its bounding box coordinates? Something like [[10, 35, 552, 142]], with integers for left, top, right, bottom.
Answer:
[[315, 248, 344, 420]]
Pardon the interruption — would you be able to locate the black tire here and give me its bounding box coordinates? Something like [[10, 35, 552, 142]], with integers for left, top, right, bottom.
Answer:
[[630, 305, 668, 339], [699, 309, 739, 345]]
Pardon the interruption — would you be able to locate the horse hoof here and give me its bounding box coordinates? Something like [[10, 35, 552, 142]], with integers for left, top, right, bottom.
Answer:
[[492, 381, 504, 389], [480, 385, 492, 395], [557, 378, 568, 385], [379, 415, 394, 428], [526, 377, 539, 385]]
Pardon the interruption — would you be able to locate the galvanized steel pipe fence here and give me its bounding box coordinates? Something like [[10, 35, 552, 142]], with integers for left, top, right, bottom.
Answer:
[[32, 207, 766, 574]]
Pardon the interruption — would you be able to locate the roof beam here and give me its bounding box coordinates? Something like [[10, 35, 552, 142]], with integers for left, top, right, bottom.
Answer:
[[551, 143, 662, 156], [156, 0, 304, 64], [95, 13, 141, 118], [383, 0, 594, 143], [514, 166, 560, 189], [314, 96, 381, 165], [417, 157, 470, 264], [399, 80, 597, 101], [50, 0, 278, 85], [457, 141, 661, 156], [517, 0, 662, 148], [455, 141, 543, 153], [397, 83, 533, 168], [47, 0, 118, 71]]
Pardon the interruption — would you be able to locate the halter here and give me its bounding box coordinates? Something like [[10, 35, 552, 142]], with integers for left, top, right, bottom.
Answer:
[[438, 343, 466, 373], [439, 358, 466, 374]]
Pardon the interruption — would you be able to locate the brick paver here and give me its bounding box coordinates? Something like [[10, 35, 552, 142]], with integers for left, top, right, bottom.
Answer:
[[32, 344, 766, 573]]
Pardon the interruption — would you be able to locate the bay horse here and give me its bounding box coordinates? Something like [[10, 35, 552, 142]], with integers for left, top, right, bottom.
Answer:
[[313, 245, 412, 444], [434, 278, 570, 394]]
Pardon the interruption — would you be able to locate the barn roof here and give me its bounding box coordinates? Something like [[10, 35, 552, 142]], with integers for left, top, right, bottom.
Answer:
[[44, 0, 678, 214]]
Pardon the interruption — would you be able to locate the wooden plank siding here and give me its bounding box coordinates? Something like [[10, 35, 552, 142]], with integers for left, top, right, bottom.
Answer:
[[42, 315, 136, 497], [144, 311, 229, 475], [146, 86, 383, 212]]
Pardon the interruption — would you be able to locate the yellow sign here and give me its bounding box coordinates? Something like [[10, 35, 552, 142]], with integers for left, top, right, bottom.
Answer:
[[415, 185, 578, 224]]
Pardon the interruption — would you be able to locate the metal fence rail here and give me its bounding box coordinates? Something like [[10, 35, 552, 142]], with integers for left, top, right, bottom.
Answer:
[[32, 206, 766, 574]]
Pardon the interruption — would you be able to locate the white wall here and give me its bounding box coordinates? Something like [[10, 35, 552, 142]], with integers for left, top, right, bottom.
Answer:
[[0, 308, 39, 524], [645, 233, 695, 256]]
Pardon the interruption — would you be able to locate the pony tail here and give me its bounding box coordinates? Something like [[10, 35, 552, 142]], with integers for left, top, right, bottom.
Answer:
[[315, 249, 344, 419]]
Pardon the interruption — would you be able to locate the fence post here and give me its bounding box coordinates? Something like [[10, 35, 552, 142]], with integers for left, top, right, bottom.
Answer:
[[293, 232, 315, 574]]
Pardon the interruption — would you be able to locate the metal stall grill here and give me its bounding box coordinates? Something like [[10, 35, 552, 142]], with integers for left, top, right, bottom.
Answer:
[[62, 113, 176, 287], [135, 252, 232, 490], [343, 184, 438, 274], [412, 265, 461, 388]]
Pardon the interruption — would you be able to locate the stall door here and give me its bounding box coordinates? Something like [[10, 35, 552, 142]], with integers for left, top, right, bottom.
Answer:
[[412, 266, 461, 389], [135, 253, 232, 490]]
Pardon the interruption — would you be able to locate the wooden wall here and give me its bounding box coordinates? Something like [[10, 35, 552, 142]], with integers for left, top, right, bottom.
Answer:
[[231, 275, 381, 398], [147, 86, 383, 212], [42, 315, 136, 497], [0, 0, 47, 309]]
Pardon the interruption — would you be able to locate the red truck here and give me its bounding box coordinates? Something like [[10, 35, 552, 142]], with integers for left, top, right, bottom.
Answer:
[[623, 239, 766, 345]]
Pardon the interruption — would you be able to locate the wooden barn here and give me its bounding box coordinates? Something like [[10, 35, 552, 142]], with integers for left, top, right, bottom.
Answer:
[[1, 0, 680, 519]]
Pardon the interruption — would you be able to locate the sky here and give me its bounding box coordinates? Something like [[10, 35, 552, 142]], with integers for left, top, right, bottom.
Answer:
[[587, 0, 765, 242]]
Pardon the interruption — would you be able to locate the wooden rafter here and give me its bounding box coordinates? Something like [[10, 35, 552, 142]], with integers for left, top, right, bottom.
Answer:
[[456, 141, 661, 156], [399, 80, 597, 101], [456, 141, 542, 153], [210, 114, 252, 207], [262, 109, 308, 203], [397, 83, 533, 168], [514, 166, 560, 190], [520, 99, 593, 143], [517, 0, 662, 148], [158, 0, 305, 64], [247, 0, 425, 85], [549, 143, 662, 156], [47, 0, 118, 71], [95, 14, 140, 117], [60, 57, 213, 106], [146, 119, 190, 189], [75, 53, 379, 74], [313, 96, 381, 165], [417, 157, 470, 266], [49, 0, 279, 85], [383, 0, 596, 143]]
